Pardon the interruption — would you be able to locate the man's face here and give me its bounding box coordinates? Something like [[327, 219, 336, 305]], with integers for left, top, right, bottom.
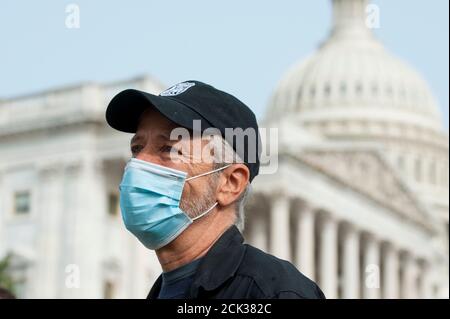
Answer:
[[130, 108, 218, 218]]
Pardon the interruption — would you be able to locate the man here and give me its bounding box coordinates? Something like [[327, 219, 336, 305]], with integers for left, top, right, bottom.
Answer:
[[106, 80, 324, 299]]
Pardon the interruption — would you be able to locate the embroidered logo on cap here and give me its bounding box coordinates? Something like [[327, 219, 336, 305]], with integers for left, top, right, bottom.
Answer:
[[159, 82, 196, 96]]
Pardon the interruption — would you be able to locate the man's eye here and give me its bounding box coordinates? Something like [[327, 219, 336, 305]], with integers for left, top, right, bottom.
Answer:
[[160, 145, 182, 155]]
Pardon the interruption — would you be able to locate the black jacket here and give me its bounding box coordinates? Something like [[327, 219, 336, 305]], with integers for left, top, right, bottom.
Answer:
[[147, 225, 325, 299]]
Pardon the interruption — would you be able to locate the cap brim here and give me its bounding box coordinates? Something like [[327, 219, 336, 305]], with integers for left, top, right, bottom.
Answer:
[[106, 89, 211, 133]]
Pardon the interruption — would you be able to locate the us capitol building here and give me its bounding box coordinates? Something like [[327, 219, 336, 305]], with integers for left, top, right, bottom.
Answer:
[[0, 0, 448, 298]]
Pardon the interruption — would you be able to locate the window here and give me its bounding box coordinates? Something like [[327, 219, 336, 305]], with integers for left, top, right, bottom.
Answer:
[[297, 87, 303, 101], [310, 86, 316, 99], [385, 85, 393, 98], [355, 82, 363, 96], [296, 87, 303, 110], [103, 280, 115, 299], [340, 83, 347, 96], [371, 84, 378, 97], [108, 192, 119, 217], [429, 160, 437, 185], [441, 164, 449, 187], [397, 155, 404, 171], [5, 253, 29, 298], [324, 83, 331, 97], [13, 191, 30, 215], [400, 87, 406, 99], [13, 278, 27, 298], [414, 158, 422, 182]]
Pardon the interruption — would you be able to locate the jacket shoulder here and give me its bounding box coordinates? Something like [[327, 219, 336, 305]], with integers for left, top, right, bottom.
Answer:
[[238, 244, 325, 299]]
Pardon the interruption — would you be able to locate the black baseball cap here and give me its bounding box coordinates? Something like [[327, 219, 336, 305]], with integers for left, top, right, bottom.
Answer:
[[106, 80, 260, 182]]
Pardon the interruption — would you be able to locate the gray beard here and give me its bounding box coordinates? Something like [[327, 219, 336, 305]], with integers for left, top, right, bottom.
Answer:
[[180, 175, 218, 219]]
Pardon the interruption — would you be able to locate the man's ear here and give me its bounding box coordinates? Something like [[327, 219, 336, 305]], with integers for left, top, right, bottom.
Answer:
[[216, 164, 250, 207]]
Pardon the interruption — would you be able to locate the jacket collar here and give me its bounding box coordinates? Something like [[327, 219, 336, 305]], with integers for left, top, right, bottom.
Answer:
[[147, 225, 246, 299], [189, 225, 246, 296]]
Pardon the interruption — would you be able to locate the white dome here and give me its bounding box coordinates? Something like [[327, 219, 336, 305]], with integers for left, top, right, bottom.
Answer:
[[267, 0, 444, 141], [265, 0, 449, 218]]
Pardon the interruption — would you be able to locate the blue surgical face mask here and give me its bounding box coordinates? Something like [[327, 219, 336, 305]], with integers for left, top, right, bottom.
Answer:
[[119, 158, 231, 250]]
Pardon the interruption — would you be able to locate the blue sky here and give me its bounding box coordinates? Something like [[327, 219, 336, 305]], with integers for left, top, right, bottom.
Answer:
[[0, 0, 448, 128]]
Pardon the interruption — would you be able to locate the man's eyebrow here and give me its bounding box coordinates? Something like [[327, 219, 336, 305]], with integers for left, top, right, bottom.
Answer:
[[130, 132, 175, 145]]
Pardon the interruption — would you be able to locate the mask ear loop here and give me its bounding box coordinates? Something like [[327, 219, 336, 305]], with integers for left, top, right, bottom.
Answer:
[[185, 164, 232, 222], [185, 164, 232, 181], [191, 202, 218, 221]]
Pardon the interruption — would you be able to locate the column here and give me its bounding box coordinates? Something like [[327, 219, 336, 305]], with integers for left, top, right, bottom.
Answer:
[[401, 253, 419, 299], [251, 213, 268, 252], [57, 161, 85, 298], [34, 165, 64, 298], [363, 234, 381, 299], [319, 214, 338, 299], [382, 243, 399, 299], [70, 158, 106, 298], [270, 195, 291, 261], [295, 204, 315, 280], [131, 239, 153, 298], [418, 261, 433, 299], [342, 224, 359, 299]]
